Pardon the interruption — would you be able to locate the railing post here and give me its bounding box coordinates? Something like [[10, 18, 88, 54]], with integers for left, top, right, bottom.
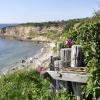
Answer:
[[59, 48, 72, 91], [49, 56, 60, 100], [60, 48, 71, 68], [71, 45, 84, 100]]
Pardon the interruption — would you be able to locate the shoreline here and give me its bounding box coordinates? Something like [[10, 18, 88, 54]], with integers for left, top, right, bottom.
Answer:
[[0, 34, 52, 43], [0, 37, 55, 75]]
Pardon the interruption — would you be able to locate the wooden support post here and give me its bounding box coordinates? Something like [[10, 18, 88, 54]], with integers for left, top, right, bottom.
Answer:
[[71, 45, 84, 100], [54, 60, 63, 89], [60, 48, 71, 68], [59, 48, 72, 91], [49, 56, 60, 100], [54, 60, 62, 71]]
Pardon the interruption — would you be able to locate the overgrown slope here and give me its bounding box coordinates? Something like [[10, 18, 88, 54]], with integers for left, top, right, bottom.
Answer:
[[62, 12, 100, 100], [0, 69, 74, 100], [0, 19, 85, 41]]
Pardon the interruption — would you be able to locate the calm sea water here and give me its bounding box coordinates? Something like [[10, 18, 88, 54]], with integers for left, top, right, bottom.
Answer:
[[0, 38, 43, 72]]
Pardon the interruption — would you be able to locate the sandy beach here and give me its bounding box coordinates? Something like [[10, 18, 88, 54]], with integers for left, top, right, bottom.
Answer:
[[21, 42, 55, 69], [1, 41, 55, 74]]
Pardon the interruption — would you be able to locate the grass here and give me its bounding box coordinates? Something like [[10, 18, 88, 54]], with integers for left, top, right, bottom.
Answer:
[[0, 69, 75, 100], [0, 69, 51, 100]]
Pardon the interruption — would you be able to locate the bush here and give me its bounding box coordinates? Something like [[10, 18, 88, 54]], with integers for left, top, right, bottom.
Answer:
[[68, 21, 100, 99]]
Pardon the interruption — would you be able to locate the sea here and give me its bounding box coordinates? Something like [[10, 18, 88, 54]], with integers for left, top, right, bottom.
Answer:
[[0, 38, 43, 73], [0, 24, 16, 29]]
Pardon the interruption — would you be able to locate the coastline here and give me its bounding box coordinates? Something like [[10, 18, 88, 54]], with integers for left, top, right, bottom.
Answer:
[[0, 34, 52, 43], [0, 36, 55, 75]]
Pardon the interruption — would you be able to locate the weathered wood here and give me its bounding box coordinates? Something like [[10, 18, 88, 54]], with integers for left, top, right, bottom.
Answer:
[[54, 60, 62, 71], [54, 60, 69, 90], [60, 48, 71, 68], [71, 45, 84, 100], [71, 45, 84, 67], [49, 56, 60, 71], [47, 71, 87, 83], [63, 67, 86, 74], [60, 48, 72, 91], [49, 56, 60, 100], [54, 60, 61, 89]]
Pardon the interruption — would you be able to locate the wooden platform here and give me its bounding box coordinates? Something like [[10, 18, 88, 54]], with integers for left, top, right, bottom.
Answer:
[[46, 67, 87, 83]]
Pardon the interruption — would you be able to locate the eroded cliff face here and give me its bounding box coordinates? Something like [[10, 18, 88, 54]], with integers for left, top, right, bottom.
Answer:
[[0, 25, 63, 38]]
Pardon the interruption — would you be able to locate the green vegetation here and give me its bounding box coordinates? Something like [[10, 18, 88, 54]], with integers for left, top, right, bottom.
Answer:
[[73, 22, 100, 100], [18, 21, 65, 27], [0, 70, 51, 100], [21, 18, 91, 43], [18, 19, 86, 41], [61, 11, 100, 100], [0, 69, 75, 100]]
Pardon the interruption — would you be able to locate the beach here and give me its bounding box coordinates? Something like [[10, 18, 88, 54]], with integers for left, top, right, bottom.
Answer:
[[1, 41, 55, 74], [19, 42, 55, 69]]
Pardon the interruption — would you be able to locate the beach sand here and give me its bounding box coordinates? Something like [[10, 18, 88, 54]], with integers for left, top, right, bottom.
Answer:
[[23, 42, 55, 69]]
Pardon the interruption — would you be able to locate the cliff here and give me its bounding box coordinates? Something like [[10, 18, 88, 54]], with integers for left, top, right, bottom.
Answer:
[[0, 19, 84, 40], [0, 23, 64, 40]]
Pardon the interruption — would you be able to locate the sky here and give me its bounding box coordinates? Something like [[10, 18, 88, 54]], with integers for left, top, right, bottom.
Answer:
[[0, 0, 100, 23]]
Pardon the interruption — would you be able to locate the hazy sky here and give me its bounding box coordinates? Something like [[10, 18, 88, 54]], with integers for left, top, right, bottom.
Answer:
[[0, 0, 99, 23]]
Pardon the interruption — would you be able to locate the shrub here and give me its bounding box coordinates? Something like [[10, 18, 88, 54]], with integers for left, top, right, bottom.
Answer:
[[68, 21, 100, 99]]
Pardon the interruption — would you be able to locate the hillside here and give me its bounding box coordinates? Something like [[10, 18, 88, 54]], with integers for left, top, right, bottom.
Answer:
[[0, 19, 85, 41]]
